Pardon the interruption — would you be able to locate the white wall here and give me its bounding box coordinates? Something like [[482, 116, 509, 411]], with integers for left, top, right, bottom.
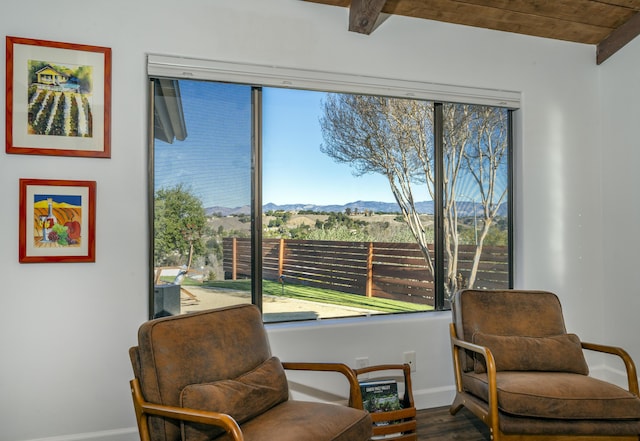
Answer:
[[599, 39, 640, 360], [0, 1, 616, 440]]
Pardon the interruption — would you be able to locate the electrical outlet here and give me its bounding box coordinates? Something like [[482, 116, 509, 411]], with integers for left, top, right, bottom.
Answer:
[[355, 357, 370, 379], [403, 351, 416, 372], [355, 356, 369, 369]]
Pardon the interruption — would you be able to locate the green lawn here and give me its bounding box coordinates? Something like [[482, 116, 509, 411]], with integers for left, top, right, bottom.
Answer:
[[202, 279, 432, 313]]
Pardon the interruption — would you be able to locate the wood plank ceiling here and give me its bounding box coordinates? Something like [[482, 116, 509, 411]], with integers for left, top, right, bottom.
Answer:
[[303, 0, 640, 64]]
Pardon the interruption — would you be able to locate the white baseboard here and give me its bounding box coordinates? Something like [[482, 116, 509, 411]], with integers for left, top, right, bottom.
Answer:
[[412, 384, 456, 410], [589, 364, 634, 389], [290, 381, 457, 411], [22, 428, 138, 441]]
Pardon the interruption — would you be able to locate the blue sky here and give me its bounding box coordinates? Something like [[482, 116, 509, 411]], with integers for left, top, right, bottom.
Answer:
[[154, 81, 400, 209], [262, 88, 398, 205], [154, 81, 252, 209], [34, 194, 81, 206]]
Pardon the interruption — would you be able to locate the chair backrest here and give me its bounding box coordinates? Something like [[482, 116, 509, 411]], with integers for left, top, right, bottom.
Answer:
[[452, 289, 568, 371], [130, 304, 273, 441]]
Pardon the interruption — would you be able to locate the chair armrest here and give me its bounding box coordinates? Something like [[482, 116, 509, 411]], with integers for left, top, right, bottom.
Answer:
[[581, 341, 640, 395], [130, 379, 244, 441], [449, 323, 500, 434], [282, 362, 363, 409]]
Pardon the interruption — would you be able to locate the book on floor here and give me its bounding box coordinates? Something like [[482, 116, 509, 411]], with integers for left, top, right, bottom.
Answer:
[[359, 379, 403, 414]]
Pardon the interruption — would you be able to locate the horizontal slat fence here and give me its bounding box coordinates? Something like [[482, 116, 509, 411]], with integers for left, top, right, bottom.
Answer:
[[223, 238, 508, 307], [452, 245, 510, 290], [370, 242, 435, 304], [274, 239, 370, 294]]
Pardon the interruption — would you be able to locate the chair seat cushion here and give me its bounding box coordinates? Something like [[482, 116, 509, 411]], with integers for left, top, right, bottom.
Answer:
[[463, 371, 640, 420], [214, 400, 372, 441]]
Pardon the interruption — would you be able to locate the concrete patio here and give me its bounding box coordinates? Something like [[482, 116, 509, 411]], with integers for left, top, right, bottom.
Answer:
[[178, 285, 382, 322]]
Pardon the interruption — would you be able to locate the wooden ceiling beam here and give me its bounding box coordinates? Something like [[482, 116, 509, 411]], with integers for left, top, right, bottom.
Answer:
[[349, 0, 387, 34], [597, 11, 640, 64], [377, 0, 613, 43]]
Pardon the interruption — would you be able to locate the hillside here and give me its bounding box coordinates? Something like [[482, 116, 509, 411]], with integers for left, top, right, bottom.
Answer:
[[206, 199, 506, 217]]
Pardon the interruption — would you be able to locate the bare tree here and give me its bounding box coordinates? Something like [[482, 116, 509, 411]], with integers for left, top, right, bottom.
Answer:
[[320, 95, 436, 275], [442, 104, 509, 292], [320, 94, 508, 297]]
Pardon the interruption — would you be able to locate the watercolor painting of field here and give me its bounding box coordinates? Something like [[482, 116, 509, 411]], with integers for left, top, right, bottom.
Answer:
[[27, 60, 93, 138]]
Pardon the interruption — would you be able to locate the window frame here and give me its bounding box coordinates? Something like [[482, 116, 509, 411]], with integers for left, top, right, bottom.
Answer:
[[146, 55, 520, 108], [147, 56, 517, 320]]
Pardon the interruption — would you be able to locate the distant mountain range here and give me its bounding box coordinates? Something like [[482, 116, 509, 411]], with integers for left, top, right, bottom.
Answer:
[[263, 200, 435, 214], [205, 200, 505, 217]]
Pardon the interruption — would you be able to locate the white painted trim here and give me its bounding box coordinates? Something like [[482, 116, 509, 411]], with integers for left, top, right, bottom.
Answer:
[[147, 54, 521, 109], [22, 428, 137, 441], [589, 364, 638, 389], [413, 385, 456, 410]]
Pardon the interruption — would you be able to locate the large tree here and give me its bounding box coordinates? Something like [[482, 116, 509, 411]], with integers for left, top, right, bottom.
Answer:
[[441, 104, 509, 292], [154, 184, 207, 269], [319, 95, 508, 296]]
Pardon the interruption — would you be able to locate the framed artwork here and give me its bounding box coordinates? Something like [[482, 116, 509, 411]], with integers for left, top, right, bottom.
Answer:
[[19, 179, 97, 263], [6, 36, 111, 157]]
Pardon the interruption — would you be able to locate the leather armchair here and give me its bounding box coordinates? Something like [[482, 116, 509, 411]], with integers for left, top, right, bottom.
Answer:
[[129, 304, 372, 441], [449, 289, 640, 441]]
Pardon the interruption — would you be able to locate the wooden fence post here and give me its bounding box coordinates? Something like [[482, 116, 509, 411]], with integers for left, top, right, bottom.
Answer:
[[366, 241, 373, 297], [279, 238, 285, 277], [232, 237, 237, 281]]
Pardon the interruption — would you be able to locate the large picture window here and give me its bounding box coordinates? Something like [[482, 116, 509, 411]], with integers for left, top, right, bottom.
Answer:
[[149, 60, 514, 322]]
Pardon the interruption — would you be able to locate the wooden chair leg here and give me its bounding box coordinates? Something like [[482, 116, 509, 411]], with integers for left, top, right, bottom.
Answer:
[[449, 394, 464, 415]]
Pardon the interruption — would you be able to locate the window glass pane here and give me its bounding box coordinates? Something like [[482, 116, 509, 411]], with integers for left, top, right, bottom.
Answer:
[[150, 77, 512, 322], [260, 88, 435, 322], [443, 104, 510, 298], [152, 79, 252, 317]]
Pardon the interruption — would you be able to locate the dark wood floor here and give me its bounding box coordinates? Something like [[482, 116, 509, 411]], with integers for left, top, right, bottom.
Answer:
[[416, 405, 491, 440]]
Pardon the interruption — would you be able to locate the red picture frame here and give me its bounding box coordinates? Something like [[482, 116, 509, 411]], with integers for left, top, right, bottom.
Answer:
[[19, 179, 97, 263], [6, 36, 111, 157]]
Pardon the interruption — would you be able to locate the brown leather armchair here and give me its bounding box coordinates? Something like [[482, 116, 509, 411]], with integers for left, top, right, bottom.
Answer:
[[450, 289, 640, 441], [129, 304, 372, 441]]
